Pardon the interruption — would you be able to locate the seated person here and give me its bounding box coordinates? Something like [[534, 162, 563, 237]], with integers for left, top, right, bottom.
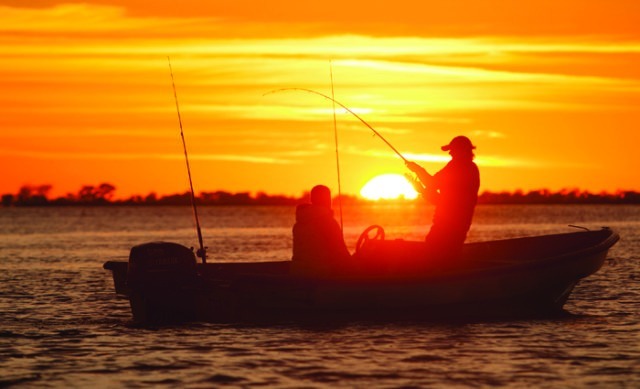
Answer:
[[292, 185, 351, 275]]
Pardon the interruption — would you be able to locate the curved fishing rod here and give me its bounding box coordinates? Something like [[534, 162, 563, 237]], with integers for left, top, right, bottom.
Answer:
[[329, 62, 344, 233], [264, 88, 408, 163], [168, 57, 207, 263]]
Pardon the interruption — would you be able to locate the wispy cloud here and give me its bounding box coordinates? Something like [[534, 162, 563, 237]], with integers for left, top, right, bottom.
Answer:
[[0, 148, 296, 164], [471, 130, 506, 139], [193, 154, 294, 164], [0, 4, 213, 34]]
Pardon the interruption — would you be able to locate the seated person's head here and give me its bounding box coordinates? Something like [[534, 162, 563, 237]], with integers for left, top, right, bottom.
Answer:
[[310, 185, 332, 209]]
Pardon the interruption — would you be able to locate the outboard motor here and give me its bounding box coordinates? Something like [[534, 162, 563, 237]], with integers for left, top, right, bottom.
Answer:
[[127, 242, 198, 324]]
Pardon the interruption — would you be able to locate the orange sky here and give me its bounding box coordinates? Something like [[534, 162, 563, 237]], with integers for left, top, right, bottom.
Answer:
[[1, 1, 639, 198]]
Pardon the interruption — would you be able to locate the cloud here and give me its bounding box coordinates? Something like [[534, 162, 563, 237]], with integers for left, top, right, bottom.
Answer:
[[471, 130, 506, 139], [337, 147, 546, 168], [0, 4, 156, 33], [193, 154, 294, 164], [0, 148, 296, 164], [6, 1, 639, 38], [4, 2, 640, 47]]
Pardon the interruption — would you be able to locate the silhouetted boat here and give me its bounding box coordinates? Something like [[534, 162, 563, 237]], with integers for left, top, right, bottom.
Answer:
[[103, 227, 619, 324]]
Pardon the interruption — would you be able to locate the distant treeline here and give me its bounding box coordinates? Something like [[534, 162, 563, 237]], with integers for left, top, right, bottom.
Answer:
[[2, 183, 640, 207]]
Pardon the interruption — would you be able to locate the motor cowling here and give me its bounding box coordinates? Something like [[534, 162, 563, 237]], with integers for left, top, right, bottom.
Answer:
[[127, 241, 197, 286], [126, 242, 198, 324]]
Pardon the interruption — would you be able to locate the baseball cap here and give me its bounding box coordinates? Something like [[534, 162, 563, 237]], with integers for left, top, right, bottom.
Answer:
[[441, 136, 476, 151]]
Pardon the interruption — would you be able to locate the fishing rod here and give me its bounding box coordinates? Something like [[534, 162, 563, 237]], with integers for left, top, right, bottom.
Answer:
[[264, 88, 408, 163], [168, 57, 207, 263], [329, 62, 344, 233]]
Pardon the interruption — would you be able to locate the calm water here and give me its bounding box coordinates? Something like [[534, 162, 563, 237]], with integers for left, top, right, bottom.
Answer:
[[0, 204, 638, 388]]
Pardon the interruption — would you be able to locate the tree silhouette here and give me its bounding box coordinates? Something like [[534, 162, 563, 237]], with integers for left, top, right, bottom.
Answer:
[[14, 184, 52, 205], [1, 184, 639, 207], [75, 183, 116, 204]]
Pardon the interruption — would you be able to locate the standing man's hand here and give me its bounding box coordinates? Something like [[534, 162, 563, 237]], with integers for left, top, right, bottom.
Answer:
[[405, 161, 425, 174]]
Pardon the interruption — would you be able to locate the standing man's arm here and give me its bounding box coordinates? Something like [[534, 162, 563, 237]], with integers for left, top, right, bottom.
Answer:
[[405, 161, 433, 186]]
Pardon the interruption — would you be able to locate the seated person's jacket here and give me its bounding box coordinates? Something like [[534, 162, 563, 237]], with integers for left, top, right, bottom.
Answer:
[[292, 204, 350, 273]]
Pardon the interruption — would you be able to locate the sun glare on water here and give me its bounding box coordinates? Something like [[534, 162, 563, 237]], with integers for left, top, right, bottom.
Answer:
[[360, 174, 419, 201]]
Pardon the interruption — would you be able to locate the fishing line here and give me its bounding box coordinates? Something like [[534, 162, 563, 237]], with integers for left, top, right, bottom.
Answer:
[[168, 57, 207, 263], [329, 61, 344, 233], [264, 88, 408, 163]]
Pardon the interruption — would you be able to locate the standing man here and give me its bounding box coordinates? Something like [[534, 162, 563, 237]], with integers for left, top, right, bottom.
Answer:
[[405, 136, 480, 258]]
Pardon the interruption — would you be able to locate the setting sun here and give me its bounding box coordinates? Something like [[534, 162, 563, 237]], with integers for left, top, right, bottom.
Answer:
[[360, 174, 419, 201]]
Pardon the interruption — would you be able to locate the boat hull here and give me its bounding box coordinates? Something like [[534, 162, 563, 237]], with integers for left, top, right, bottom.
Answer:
[[103, 228, 619, 324]]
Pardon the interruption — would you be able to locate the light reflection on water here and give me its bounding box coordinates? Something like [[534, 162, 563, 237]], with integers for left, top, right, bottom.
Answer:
[[0, 205, 638, 387]]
